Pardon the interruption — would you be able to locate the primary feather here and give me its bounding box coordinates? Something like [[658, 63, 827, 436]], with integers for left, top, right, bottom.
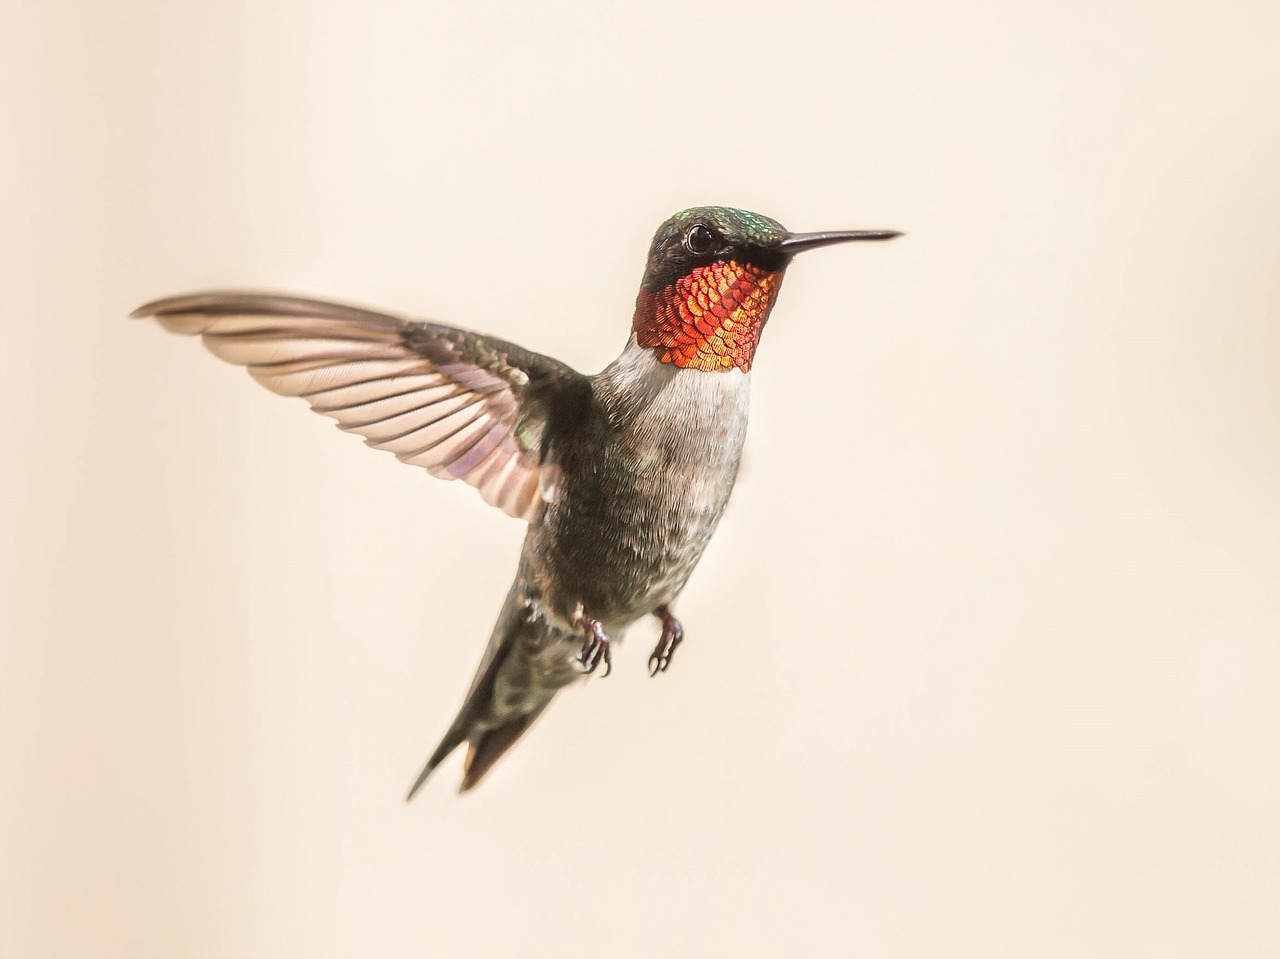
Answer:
[[133, 291, 587, 521]]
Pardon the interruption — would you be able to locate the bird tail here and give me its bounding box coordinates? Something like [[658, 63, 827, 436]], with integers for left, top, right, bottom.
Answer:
[[406, 583, 573, 799], [458, 705, 550, 792]]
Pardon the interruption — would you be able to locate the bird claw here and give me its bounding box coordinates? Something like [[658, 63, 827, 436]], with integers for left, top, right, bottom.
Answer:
[[578, 618, 612, 677], [647, 606, 684, 676]]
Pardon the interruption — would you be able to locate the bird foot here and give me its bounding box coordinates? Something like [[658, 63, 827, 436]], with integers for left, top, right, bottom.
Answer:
[[578, 617, 612, 677], [648, 606, 684, 676]]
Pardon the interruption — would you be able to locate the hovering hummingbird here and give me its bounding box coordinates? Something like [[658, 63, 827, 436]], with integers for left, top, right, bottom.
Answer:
[[133, 207, 899, 797]]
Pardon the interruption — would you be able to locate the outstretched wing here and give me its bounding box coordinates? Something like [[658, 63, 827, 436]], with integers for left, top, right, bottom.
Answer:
[[133, 290, 589, 521]]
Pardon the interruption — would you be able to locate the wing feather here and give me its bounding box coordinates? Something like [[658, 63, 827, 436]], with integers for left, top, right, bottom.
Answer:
[[133, 290, 588, 522]]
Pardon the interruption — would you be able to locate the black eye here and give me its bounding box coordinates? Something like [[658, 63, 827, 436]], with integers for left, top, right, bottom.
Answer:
[[683, 224, 717, 256]]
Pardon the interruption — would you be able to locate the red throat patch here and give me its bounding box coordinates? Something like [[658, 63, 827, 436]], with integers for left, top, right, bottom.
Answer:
[[632, 261, 783, 372]]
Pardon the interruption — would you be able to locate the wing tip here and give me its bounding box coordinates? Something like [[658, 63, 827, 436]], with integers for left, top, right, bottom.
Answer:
[[128, 289, 407, 329]]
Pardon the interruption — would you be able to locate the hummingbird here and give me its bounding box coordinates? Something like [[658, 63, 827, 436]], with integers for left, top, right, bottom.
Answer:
[[133, 206, 899, 797]]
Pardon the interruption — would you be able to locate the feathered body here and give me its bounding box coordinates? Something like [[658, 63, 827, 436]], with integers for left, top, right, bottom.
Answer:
[[538, 342, 750, 629], [133, 207, 898, 795], [436, 343, 751, 789]]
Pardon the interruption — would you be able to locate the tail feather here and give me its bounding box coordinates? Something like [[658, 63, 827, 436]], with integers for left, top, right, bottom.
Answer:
[[404, 638, 512, 800], [459, 706, 549, 792], [406, 580, 576, 800], [406, 725, 470, 801]]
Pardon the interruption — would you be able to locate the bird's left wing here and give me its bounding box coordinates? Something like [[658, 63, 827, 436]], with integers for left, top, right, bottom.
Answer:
[[133, 290, 590, 522]]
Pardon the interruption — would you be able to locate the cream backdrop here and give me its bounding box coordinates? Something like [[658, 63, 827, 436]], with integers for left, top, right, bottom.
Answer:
[[4, 2, 1279, 957]]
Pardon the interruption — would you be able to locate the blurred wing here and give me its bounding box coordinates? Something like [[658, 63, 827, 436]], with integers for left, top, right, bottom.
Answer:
[[133, 290, 588, 522]]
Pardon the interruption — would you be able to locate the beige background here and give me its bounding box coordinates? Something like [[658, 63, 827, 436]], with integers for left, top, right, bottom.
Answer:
[[4, 1, 1279, 956]]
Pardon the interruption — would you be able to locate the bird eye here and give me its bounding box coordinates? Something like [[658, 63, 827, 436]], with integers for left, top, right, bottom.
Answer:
[[683, 224, 717, 256]]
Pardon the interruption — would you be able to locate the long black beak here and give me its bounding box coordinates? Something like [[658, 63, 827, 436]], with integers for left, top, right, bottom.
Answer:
[[778, 229, 902, 254]]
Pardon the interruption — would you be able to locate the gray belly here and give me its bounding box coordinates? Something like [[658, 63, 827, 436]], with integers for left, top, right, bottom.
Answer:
[[526, 360, 750, 632]]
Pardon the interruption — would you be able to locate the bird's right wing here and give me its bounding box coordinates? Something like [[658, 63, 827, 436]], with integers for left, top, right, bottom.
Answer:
[[134, 290, 591, 521]]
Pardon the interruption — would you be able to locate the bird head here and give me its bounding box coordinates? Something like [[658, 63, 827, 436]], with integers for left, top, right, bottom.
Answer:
[[632, 206, 899, 372]]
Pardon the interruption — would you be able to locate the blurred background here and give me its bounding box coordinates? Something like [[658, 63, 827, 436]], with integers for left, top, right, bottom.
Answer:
[[3, 1, 1278, 956]]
